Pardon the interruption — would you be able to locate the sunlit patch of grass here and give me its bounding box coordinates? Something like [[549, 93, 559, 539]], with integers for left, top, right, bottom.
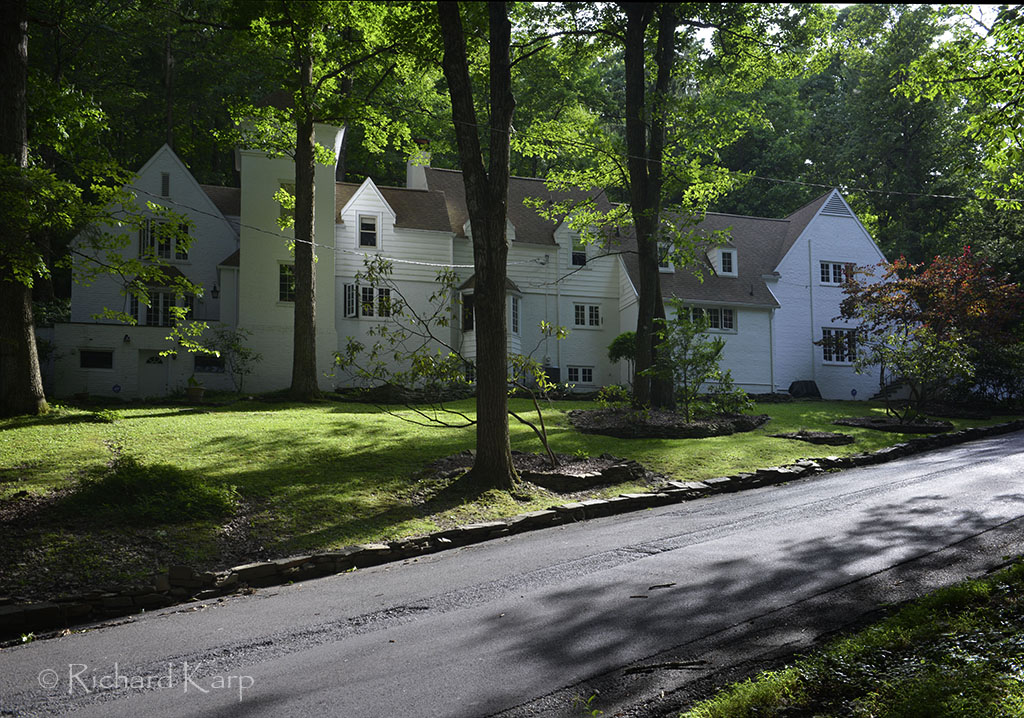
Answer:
[[681, 562, 1024, 718]]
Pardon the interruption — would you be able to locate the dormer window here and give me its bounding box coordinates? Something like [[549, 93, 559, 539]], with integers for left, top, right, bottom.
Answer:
[[658, 241, 673, 272], [720, 250, 735, 275], [359, 215, 378, 247]]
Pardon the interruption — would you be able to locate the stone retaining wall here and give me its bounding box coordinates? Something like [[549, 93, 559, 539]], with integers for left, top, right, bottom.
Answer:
[[3, 419, 1022, 643]]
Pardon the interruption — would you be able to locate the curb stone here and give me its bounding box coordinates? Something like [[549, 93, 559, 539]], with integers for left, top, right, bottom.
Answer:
[[4, 418, 1023, 643]]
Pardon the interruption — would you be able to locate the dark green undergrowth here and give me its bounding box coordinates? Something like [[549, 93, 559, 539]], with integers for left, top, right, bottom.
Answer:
[[59, 451, 238, 525], [683, 562, 1024, 718]]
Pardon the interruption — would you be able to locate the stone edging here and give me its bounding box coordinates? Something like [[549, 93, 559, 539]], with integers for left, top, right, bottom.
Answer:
[[3, 419, 1022, 643]]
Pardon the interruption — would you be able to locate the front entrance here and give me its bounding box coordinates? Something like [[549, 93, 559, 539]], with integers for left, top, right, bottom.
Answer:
[[137, 351, 168, 398]]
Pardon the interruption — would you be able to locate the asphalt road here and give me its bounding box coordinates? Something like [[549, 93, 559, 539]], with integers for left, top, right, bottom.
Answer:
[[3, 431, 1024, 718]]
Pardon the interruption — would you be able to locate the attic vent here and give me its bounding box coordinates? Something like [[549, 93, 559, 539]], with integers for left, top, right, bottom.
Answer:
[[160, 172, 170, 197], [820, 193, 852, 217]]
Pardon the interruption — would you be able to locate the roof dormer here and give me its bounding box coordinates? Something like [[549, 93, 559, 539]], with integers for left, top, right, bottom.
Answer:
[[707, 245, 737, 277]]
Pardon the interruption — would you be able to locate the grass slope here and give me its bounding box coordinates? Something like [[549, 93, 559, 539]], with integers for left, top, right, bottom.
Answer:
[[0, 398, 1016, 599], [683, 561, 1024, 718]]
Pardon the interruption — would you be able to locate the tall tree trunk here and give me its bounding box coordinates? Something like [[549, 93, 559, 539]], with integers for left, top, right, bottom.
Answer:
[[0, 0, 47, 417], [164, 32, 174, 148], [623, 2, 675, 409], [438, 1, 517, 489], [289, 42, 320, 401]]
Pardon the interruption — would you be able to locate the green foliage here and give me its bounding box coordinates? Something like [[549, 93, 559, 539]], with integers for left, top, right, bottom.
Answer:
[[607, 332, 636, 364], [684, 561, 1024, 718], [205, 326, 264, 393], [596, 384, 630, 409], [65, 450, 237, 525], [645, 299, 749, 422]]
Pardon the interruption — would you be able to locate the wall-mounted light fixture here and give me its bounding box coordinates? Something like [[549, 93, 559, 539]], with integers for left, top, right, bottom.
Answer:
[[123, 334, 131, 344], [211, 284, 220, 299]]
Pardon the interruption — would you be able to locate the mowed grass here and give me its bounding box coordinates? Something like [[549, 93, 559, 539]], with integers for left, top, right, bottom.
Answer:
[[0, 397, 1017, 595], [682, 560, 1024, 718]]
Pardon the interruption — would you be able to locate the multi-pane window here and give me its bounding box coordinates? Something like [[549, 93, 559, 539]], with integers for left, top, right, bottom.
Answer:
[[820, 261, 852, 285], [510, 295, 520, 334], [822, 327, 856, 363], [279, 264, 296, 302], [721, 250, 734, 274], [174, 225, 189, 260], [574, 303, 600, 327], [139, 220, 188, 260], [145, 290, 174, 327], [361, 286, 376, 317], [571, 235, 586, 266], [685, 305, 735, 331], [80, 350, 113, 369], [567, 366, 594, 384], [377, 288, 392, 317], [344, 283, 357, 317], [359, 215, 378, 247], [462, 293, 474, 331], [658, 241, 672, 270], [342, 283, 392, 318]]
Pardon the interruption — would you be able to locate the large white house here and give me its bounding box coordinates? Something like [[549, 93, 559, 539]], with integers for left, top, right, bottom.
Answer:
[[52, 123, 886, 401]]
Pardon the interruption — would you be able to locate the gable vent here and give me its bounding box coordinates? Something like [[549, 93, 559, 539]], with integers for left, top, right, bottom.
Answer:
[[820, 193, 852, 217]]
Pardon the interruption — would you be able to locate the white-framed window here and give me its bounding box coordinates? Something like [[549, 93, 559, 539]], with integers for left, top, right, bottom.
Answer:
[[343, 283, 392, 318], [684, 305, 736, 332], [509, 295, 520, 335], [131, 291, 189, 327], [343, 283, 357, 318], [658, 241, 673, 272], [720, 250, 735, 275], [570, 234, 586, 267], [279, 264, 296, 302], [80, 349, 113, 370], [573, 303, 601, 328], [360, 286, 376, 317], [359, 215, 378, 247], [822, 327, 856, 363], [139, 220, 188, 261], [567, 366, 594, 384], [377, 288, 392, 317], [820, 261, 852, 285]]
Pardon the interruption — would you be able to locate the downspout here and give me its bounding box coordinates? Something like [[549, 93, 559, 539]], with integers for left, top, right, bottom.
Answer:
[[769, 307, 775, 393]]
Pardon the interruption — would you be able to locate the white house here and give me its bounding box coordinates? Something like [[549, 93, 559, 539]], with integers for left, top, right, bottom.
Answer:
[[52, 126, 886, 401]]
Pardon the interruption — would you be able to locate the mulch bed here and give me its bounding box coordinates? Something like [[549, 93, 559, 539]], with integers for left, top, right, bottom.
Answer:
[[770, 430, 855, 446], [421, 450, 664, 493], [567, 408, 770, 439], [833, 416, 954, 434]]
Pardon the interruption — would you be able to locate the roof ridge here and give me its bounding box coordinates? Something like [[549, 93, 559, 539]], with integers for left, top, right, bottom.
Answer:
[[704, 211, 790, 223]]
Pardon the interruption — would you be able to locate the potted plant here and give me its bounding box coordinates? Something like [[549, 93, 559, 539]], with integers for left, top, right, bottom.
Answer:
[[186, 375, 205, 402]]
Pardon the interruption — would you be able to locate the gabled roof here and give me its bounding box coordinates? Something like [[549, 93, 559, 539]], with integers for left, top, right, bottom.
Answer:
[[200, 185, 240, 217], [619, 212, 789, 308], [618, 191, 855, 307], [457, 274, 522, 294], [423, 167, 612, 246], [335, 182, 451, 232], [218, 249, 239, 267], [777, 191, 832, 262]]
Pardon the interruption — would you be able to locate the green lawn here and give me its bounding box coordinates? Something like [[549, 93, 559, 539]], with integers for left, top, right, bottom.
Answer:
[[682, 560, 1024, 718], [0, 397, 1016, 598]]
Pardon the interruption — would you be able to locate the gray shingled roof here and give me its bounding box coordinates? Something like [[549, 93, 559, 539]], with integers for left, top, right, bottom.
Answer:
[[200, 185, 240, 217], [335, 182, 452, 232], [218, 249, 239, 267], [619, 191, 836, 308], [423, 167, 613, 246]]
